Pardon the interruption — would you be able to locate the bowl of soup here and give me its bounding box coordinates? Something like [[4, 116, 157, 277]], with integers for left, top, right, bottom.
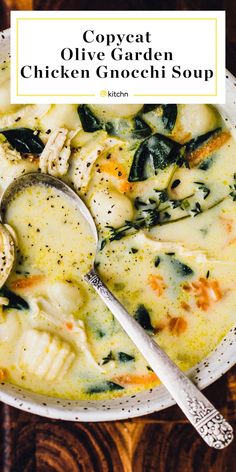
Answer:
[[0, 29, 236, 421]]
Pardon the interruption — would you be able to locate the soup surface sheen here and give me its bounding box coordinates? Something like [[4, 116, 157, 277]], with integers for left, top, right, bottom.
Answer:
[[0, 62, 236, 399]]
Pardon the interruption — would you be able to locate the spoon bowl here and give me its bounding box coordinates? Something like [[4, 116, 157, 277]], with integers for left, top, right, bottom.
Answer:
[[0, 171, 234, 449]]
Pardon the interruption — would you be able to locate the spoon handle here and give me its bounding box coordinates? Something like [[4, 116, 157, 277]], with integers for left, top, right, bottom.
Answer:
[[85, 268, 233, 449]]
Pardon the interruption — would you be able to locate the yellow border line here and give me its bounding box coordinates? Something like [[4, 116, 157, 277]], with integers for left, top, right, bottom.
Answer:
[[15, 17, 218, 98], [215, 17, 218, 96], [17, 18, 216, 21], [16, 19, 19, 96]]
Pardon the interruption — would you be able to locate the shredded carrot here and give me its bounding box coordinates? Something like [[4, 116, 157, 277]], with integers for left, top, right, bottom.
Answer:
[[65, 321, 73, 331], [183, 277, 222, 311], [100, 160, 126, 179], [113, 372, 159, 386], [10, 275, 45, 290], [187, 131, 231, 167], [100, 159, 133, 193], [148, 274, 166, 296], [168, 317, 187, 336], [228, 238, 236, 246], [118, 180, 133, 194], [0, 368, 8, 381], [219, 215, 234, 233], [180, 301, 191, 312]]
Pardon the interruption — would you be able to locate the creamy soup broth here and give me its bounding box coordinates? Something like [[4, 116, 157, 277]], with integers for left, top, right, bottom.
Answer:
[[0, 61, 236, 399]]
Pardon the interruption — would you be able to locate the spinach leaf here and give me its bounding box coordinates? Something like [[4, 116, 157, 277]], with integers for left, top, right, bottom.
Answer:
[[87, 381, 124, 394], [77, 105, 103, 132], [0, 286, 29, 310], [134, 304, 154, 332], [142, 104, 159, 114], [128, 133, 180, 182], [185, 127, 221, 153], [170, 258, 194, 277], [162, 104, 178, 132], [105, 121, 115, 135], [118, 352, 135, 362], [0, 128, 44, 154], [132, 116, 152, 139]]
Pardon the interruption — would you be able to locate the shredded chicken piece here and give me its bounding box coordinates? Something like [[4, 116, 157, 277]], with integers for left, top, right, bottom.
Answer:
[[70, 131, 107, 190], [39, 128, 76, 177], [0, 105, 51, 129]]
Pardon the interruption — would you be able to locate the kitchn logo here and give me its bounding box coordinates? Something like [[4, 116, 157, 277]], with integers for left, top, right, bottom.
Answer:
[[100, 90, 129, 98]]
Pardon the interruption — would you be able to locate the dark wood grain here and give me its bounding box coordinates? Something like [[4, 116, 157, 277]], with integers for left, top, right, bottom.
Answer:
[[0, 1, 236, 470], [0, 366, 235, 471]]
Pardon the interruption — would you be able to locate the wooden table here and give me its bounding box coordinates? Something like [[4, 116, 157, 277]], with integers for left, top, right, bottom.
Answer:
[[0, 1, 236, 470]]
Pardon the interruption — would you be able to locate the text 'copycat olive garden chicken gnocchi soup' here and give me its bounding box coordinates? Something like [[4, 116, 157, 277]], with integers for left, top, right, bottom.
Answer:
[[0, 62, 236, 399]]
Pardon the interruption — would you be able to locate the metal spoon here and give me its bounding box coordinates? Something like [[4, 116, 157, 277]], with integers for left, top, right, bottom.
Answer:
[[0, 172, 233, 449]]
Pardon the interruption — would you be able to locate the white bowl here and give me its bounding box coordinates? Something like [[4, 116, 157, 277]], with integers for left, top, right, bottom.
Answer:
[[0, 29, 236, 421]]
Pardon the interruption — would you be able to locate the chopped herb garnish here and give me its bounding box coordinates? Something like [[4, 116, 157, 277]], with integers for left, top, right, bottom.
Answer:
[[194, 182, 210, 200], [171, 179, 181, 190], [191, 202, 202, 216], [229, 174, 236, 201], [154, 256, 161, 267], [154, 189, 169, 203], [134, 197, 148, 210], [102, 351, 114, 365]]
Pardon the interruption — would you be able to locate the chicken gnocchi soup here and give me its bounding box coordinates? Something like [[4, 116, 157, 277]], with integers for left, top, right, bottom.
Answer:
[[0, 61, 236, 399]]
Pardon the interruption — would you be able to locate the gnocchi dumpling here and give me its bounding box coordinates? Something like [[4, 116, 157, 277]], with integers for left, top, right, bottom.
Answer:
[[19, 329, 75, 381], [90, 188, 133, 228], [47, 280, 85, 313], [177, 105, 218, 139]]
